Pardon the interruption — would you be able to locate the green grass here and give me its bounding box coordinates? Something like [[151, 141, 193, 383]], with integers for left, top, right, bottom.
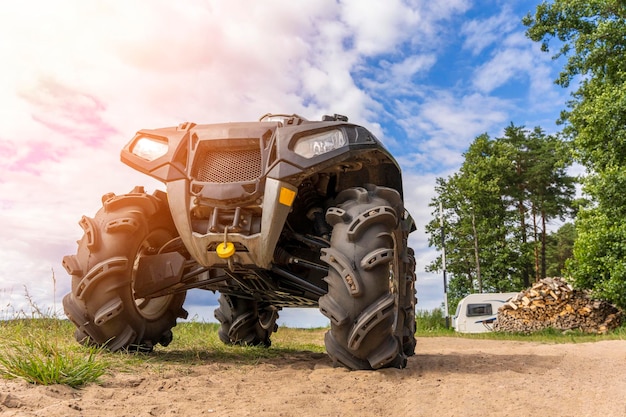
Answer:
[[0, 319, 107, 388], [1, 312, 624, 388], [0, 319, 328, 386], [0, 340, 107, 388], [137, 322, 327, 368]]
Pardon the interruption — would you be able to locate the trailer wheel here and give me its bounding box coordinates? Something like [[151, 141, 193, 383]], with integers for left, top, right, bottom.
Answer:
[[319, 185, 415, 370], [62, 187, 187, 352]]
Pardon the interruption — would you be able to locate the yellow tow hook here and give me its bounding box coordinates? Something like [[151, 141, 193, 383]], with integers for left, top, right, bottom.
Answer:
[[216, 227, 235, 259], [216, 242, 235, 258]]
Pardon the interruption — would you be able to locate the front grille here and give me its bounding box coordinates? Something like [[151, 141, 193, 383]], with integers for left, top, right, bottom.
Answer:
[[193, 147, 262, 183]]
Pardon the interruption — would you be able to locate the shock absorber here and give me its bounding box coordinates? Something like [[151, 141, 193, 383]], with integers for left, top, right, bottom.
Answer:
[[298, 181, 331, 239]]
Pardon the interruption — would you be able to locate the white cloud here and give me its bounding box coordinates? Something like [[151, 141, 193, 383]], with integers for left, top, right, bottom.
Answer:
[[359, 54, 437, 101], [393, 90, 510, 174], [419, 92, 510, 139], [469, 29, 563, 113], [390, 55, 438, 79], [472, 45, 534, 93], [461, 6, 518, 55], [340, 0, 423, 55]]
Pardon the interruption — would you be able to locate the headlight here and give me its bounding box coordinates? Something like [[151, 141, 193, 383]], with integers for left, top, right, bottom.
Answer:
[[131, 136, 169, 161], [293, 130, 347, 158]]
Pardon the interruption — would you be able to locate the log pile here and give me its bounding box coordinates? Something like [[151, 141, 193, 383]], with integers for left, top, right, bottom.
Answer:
[[494, 277, 622, 334]]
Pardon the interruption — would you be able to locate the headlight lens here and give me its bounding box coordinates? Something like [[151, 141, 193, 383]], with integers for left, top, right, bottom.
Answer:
[[131, 136, 169, 161], [293, 130, 347, 158]]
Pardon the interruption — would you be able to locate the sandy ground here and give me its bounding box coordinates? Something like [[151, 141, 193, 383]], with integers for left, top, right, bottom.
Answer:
[[1, 337, 625, 417]]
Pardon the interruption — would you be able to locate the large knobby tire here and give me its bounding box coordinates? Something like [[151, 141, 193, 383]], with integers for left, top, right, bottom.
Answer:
[[62, 187, 188, 352], [214, 294, 278, 347], [319, 185, 414, 370]]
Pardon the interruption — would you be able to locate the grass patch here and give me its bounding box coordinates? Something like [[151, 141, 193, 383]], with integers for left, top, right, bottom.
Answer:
[[0, 319, 329, 385], [140, 322, 327, 368], [0, 340, 107, 388], [462, 323, 626, 343], [0, 320, 107, 388]]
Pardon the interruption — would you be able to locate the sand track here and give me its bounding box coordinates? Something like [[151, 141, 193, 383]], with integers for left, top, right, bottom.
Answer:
[[1, 338, 625, 416]]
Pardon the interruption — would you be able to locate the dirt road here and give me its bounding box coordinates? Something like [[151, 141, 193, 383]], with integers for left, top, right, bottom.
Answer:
[[1, 337, 625, 416]]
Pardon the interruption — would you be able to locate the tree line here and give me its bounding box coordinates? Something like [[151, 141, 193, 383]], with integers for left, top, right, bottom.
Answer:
[[427, 0, 626, 311], [426, 125, 577, 309]]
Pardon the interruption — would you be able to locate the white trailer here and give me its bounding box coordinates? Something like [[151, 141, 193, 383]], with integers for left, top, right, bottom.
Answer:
[[452, 292, 519, 333]]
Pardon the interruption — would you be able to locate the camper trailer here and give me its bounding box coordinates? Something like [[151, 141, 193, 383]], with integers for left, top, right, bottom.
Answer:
[[452, 292, 518, 333]]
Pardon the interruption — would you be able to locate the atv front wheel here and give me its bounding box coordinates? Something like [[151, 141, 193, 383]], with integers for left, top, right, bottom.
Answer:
[[62, 187, 187, 351], [214, 294, 278, 347], [319, 185, 415, 369]]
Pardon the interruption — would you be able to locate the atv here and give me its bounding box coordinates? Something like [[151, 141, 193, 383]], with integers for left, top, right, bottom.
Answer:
[[62, 113, 417, 370]]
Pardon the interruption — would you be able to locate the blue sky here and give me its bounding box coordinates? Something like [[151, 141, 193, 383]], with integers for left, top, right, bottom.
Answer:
[[0, 0, 570, 327]]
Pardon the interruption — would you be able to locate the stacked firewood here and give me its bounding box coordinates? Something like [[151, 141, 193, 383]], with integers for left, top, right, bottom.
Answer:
[[494, 277, 622, 334]]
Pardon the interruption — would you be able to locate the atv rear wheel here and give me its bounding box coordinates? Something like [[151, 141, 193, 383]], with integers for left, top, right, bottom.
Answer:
[[214, 294, 278, 347], [319, 185, 415, 370], [62, 187, 187, 352]]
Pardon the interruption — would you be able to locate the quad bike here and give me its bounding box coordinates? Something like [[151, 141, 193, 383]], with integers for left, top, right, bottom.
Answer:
[[62, 113, 417, 370]]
